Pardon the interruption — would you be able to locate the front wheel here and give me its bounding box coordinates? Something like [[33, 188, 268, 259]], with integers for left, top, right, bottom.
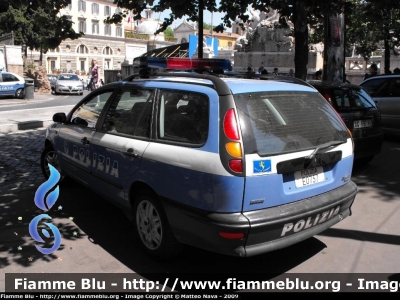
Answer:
[[15, 88, 24, 99], [40, 144, 72, 185], [133, 190, 183, 260]]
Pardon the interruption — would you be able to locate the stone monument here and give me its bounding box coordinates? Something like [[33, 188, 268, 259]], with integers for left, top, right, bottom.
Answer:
[[233, 8, 323, 74]]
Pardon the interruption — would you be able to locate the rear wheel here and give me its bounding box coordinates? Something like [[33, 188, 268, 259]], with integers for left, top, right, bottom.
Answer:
[[133, 190, 183, 260], [355, 155, 374, 165]]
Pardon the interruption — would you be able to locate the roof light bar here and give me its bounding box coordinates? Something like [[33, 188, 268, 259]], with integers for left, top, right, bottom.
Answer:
[[139, 57, 231, 70]]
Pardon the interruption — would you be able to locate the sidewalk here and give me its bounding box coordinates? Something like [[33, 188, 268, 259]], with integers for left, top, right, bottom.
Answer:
[[0, 93, 74, 134]]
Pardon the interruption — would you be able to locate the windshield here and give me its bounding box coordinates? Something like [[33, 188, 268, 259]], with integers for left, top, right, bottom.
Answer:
[[58, 74, 79, 81], [234, 91, 349, 156]]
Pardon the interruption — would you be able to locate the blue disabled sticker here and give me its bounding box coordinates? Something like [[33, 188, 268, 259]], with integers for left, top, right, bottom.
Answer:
[[253, 160, 272, 173]]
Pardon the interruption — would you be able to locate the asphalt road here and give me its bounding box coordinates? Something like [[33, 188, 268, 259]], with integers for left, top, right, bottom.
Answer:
[[0, 127, 400, 293]]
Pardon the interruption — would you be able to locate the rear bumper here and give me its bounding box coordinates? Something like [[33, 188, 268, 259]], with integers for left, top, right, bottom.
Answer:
[[163, 181, 358, 257]]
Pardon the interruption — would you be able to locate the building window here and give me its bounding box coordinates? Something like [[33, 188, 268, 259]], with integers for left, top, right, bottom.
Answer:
[[67, 3, 72, 10], [104, 5, 111, 16], [66, 61, 72, 72], [228, 41, 232, 48], [181, 38, 187, 43], [79, 59, 86, 72], [104, 24, 111, 36], [103, 46, 113, 55], [92, 20, 99, 34], [235, 28, 239, 34], [104, 59, 111, 69], [77, 45, 88, 54], [78, 0, 86, 12], [116, 26, 122, 37], [91, 3, 99, 14], [78, 18, 86, 33], [50, 60, 56, 70], [115, 7, 122, 14]]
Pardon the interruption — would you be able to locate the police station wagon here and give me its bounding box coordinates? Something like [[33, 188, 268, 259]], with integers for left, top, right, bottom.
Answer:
[[0, 71, 25, 99], [41, 58, 358, 259]]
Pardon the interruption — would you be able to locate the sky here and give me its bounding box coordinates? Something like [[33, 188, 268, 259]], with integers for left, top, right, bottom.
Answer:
[[159, 10, 228, 29]]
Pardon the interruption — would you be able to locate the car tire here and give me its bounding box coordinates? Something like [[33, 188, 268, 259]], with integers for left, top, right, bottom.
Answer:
[[15, 88, 24, 99], [41, 144, 73, 185], [133, 190, 183, 260]]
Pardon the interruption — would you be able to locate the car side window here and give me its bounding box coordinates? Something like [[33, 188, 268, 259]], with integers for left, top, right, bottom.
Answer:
[[2, 74, 18, 82], [70, 91, 113, 129], [158, 90, 209, 144], [361, 78, 386, 96], [102, 89, 154, 138]]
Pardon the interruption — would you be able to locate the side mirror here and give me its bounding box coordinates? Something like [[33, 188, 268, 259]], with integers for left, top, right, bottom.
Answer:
[[53, 113, 67, 123]]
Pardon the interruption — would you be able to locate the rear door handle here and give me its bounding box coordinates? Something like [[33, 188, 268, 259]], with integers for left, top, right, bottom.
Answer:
[[126, 148, 138, 158]]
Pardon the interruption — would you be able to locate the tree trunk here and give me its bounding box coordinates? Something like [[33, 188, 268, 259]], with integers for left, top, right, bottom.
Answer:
[[293, 0, 309, 80], [198, 0, 204, 58], [384, 35, 390, 74], [39, 46, 43, 67], [323, 13, 345, 82]]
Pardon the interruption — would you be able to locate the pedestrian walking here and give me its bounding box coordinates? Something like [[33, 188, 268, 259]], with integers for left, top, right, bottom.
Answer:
[[116, 71, 123, 82], [286, 69, 294, 77], [363, 63, 378, 81]]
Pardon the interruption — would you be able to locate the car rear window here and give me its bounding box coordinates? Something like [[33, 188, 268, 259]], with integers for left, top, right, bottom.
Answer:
[[329, 88, 377, 112], [234, 91, 349, 156]]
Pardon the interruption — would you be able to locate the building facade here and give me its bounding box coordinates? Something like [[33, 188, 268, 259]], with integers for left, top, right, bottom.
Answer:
[[28, 0, 172, 80]]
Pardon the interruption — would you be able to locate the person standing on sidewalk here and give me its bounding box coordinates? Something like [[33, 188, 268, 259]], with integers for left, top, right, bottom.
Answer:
[[89, 59, 100, 90]]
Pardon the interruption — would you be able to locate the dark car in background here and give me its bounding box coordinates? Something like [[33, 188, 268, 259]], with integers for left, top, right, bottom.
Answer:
[[309, 80, 384, 164], [46, 74, 57, 93], [359, 74, 400, 136]]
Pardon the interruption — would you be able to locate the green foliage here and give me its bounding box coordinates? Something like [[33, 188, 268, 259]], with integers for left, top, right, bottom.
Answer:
[[346, 0, 400, 63], [0, 0, 82, 63], [203, 22, 212, 30], [164, 27, 174, 37], [125, 32, 150, 40]]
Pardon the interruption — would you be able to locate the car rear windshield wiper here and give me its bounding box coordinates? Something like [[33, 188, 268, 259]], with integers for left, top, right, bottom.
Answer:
[[306, 140, 346, 161]]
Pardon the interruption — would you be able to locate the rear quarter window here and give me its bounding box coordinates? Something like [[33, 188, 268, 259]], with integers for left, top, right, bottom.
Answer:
[[235, 91, 349, 156]]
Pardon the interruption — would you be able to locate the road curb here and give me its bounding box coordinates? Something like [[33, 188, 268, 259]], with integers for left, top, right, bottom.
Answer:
[[0, 120, 53, 134]]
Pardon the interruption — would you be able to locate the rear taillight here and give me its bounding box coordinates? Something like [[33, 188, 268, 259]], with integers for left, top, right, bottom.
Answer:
[[223, 108, 243, 174], [323, 93, 333, 106]]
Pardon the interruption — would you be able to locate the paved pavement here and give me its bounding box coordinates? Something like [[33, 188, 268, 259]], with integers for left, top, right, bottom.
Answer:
[[0, 92, 74, 134], [0, 92, 66, 193]]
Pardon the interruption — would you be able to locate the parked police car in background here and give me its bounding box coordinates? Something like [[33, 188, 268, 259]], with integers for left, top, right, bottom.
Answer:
[[40, 58, 358, 260], [0, 71, 25, 98]]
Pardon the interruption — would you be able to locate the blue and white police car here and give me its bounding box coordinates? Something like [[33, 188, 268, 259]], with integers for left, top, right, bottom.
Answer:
[[40, 58, 358, 260], [0, 71, 25, 98]]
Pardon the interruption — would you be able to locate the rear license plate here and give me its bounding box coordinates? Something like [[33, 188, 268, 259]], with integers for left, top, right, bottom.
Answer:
[[354, 119, 372, 128], [294, 166, 325, 188]]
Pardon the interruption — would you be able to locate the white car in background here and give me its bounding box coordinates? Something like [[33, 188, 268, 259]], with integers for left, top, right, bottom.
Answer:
[[54, 73, 84, 95], [0, 71, 25, 99]]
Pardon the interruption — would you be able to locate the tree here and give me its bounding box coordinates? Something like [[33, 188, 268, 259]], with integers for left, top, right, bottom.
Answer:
[[0, 0, 82, 66], [203, 22, 212, 30], [164, 27, 174, 38], [107, 0, 348, 79], [346, 0, 400, 74]]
